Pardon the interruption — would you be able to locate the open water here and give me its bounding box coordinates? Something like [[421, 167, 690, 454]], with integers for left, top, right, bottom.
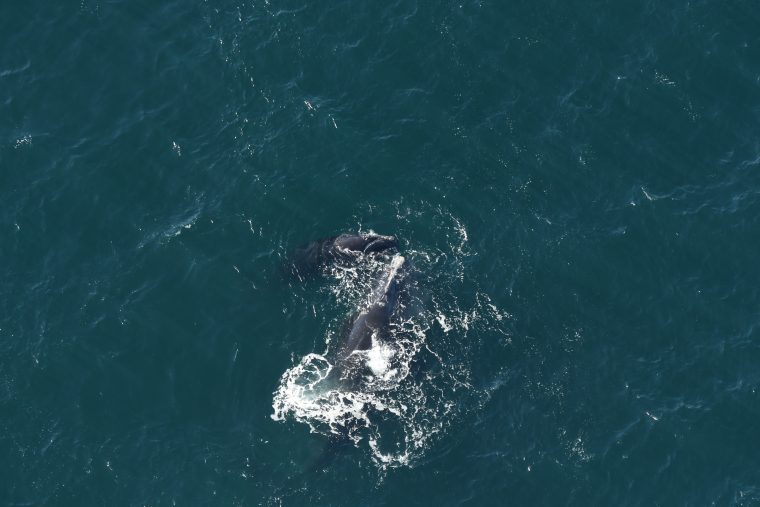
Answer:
[[3, 1, 760, 505]]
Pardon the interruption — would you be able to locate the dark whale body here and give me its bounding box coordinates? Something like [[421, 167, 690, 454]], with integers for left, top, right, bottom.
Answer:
[[283, 234, 410, 469], [301, 250, 410, 468], [308, 255, 408, 469], [330, 255, 406, 382], [290, 233, 399, 278]]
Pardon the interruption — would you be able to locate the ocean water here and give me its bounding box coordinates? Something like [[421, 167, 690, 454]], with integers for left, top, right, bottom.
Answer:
[[3, 0, 760, 505]]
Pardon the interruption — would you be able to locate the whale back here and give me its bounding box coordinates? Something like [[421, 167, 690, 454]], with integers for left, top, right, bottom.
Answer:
[[338, 255, 405, 359]]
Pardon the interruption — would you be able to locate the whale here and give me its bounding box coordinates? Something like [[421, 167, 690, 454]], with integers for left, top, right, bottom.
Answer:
[[330, 254, 406, 382], [307, 254, 408, 468], [283, 251, 412, 469], [289, 232, 399, 279]]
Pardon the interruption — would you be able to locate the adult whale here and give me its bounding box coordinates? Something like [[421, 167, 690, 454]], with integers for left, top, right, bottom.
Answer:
[[298, 253, 412, 469], [289, 232, 399, 278], [308, 254, 408, 469], [330, 255, 406, 381]]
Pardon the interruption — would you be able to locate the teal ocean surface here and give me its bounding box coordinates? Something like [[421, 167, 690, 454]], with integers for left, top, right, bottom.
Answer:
[[3, 1, 760, 505]]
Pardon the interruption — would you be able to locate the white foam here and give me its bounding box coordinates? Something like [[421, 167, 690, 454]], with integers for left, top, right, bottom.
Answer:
[[366, 337, 397, 379]]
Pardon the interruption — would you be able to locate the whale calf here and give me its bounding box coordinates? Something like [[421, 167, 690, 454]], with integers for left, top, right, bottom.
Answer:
[[289, 232, 399, 278]]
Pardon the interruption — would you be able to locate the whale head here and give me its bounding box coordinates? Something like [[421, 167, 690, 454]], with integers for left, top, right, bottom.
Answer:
[[361, 234, 399, 254], [332, 233, 398, 255]]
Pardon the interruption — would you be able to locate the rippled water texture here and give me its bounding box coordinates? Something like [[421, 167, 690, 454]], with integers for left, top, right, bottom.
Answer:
[[2, 0, 760, 505]]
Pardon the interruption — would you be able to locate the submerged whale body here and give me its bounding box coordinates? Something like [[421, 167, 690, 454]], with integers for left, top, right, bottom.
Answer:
[[289, 233, 399, 278]]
